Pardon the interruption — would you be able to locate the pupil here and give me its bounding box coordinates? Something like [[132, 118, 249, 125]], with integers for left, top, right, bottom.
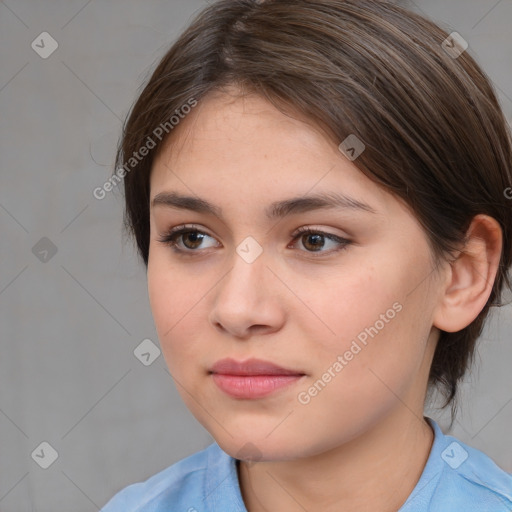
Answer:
[[304, 234, 324, 251], [185, 232, 203, 248]]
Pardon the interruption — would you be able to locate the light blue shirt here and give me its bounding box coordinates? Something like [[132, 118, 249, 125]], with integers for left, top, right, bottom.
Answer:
[[100, 417, 512, 511]]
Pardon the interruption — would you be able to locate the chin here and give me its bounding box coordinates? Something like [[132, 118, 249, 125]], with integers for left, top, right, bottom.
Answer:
[[209, 426, 304, 463]]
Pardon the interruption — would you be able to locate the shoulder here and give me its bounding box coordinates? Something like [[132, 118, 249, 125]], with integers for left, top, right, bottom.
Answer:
[[405, 417, 512, 512], [99, 442, 240, 512], [433, 437, 512, 510]]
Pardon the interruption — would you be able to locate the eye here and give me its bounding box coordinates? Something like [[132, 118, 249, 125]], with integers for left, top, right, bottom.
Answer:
[[157, 224, 218, 253], [157, 224, 351, 256], [289, 226, 351, 255]]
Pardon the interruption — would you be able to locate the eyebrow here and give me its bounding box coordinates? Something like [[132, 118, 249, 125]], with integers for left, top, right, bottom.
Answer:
[[151, 190, 377, 219]]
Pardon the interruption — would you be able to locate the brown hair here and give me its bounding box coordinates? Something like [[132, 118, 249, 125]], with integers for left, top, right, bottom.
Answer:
[[113, 0, 512, 421]]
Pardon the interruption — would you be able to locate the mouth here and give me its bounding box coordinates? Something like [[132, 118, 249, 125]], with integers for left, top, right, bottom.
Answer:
[[209, 357, 306, 399]]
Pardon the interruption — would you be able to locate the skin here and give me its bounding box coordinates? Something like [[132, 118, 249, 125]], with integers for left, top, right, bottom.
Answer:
[[147, 87, 503, 512]]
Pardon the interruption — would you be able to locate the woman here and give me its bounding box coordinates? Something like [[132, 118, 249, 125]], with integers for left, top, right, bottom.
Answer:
[[101, 0, 512, 510]]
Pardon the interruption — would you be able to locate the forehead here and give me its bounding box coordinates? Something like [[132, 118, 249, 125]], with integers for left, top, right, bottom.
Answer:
[[149, 90, 402, 221], [153, 90, 334, 167]]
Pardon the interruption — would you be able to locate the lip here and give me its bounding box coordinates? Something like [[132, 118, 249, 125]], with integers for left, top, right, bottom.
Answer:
[[210, 357, 304, 376], [209, 358, 306, 399]]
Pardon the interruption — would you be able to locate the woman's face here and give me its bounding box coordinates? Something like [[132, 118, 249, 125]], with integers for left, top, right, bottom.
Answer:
[[147, 89, 445, 461]]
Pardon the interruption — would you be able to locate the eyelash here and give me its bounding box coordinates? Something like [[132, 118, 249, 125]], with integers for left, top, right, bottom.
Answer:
[[157, 224, 352, 257]]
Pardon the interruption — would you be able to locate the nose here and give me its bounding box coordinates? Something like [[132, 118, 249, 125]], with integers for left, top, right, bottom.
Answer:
[[208, 242, 286, 339]]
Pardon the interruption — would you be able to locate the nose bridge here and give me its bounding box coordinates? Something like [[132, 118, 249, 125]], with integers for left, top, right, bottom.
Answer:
[[223, 235, 268, 297], [208, 235, 283, 335]]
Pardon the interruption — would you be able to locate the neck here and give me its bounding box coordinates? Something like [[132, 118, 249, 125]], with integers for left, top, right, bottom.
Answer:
[[237, 409, 434, 512]]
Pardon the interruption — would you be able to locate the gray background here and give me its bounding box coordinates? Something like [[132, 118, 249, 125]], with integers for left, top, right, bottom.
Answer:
[[0, 0, 511, 510]]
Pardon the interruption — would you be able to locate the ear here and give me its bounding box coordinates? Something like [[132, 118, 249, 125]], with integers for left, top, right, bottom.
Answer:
[[433, 214, 503, 333]]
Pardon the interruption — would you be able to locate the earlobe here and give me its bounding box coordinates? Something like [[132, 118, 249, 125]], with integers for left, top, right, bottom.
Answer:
[[433, 214, 503, 333]]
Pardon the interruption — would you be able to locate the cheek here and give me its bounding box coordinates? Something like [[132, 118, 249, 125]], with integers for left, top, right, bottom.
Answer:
[[147, 257, 211, 371], [302, 260, 402, 348], [148, 247, 196, 328], [293, 299, 426, 447], [304, 253, 430, 392]]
